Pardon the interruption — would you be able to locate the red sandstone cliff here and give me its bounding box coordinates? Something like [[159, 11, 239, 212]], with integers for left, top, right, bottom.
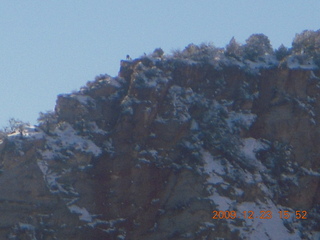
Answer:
[[0, 32, 320, 239]]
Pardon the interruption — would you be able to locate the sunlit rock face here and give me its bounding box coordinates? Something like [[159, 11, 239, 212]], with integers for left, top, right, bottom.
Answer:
[[0, 33, 320, 239]]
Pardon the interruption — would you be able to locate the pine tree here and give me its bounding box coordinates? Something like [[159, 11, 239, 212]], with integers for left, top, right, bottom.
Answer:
[[225, 37, 243, 60], [152, 48, 164, 58], [292, 30, 320, 67], [292, 30, 320, 55], [243, 34, 273, 61], [275, 44, 291, 61]]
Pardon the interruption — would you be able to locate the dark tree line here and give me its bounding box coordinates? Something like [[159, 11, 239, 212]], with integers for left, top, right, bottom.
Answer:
[[171, 29, 320, 67]]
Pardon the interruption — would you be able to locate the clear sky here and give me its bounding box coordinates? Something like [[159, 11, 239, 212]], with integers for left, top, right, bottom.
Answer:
[[1, 1, 319, 128]]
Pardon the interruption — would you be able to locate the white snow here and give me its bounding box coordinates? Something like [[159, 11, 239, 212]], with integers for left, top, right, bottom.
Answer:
[[134, 73, 157, 88], [310, 70, 320, 79], [241, 138, 268, 161], [72, 95, 95, 106], [103, 138, 115, 154], [68, 205, 93, 222], [37, 159, 67, 193], [37, 159, 48, 175], [244, 56, 278, 73], [155, 115, 167, 123], [117, 234, 126, 240], [138, 158, 151, 164], [18, 223, 35, 230], [105, 76, 122, 87], [46, 123, 102, 157], [235, 200, 301, 240], [88, 217, 126, 228], [88, 121, 108, 135], [6, 125, 44, 139], [37, 159, 68, 193], [287, 56, 318, 70], [210, 189, 234, 210], [202, 150, 225, 176], [36, 123, 102, 196], [200, 145, 310, 239], [202, 150, 234, 209], [41, 150, 56, 160], [226, 112, 257, 130], [169, 85, 192, 122], [301, 167, 320, 176], [190, 119, 199, 130], [148, 149, 158, 159], [239, 138, 270, 175]]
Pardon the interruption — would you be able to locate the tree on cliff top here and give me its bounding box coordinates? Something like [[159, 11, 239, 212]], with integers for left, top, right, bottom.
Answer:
[[292, 29, 320, 66], [243, 34, 273, 61], [152, 48, 164, 58], [225, 37, 243, 60], [172, 42, 221, 62], [275, 44, 291, 61], [292, 30, 320, 55], [37, 111, 58, 134], [8, 118, 28, 139]]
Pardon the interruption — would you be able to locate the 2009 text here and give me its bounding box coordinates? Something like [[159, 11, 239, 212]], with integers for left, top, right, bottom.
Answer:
[[212, 210, 308, 220]]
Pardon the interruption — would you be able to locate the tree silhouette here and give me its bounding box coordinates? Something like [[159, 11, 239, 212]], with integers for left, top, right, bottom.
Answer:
[[243, 34, 273, 61]]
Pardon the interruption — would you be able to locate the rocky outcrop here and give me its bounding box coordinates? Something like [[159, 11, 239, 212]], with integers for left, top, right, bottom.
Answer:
[[0, 40, 320, 239]]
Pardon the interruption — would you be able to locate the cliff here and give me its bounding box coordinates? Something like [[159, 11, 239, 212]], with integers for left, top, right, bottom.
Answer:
[[0, 32, 320, 239]]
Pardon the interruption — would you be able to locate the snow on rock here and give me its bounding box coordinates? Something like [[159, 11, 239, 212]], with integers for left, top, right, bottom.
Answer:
[[241, 138, 268, 161], [87, 121, 108, 135], [72, 94, 96, 106], [287, 56, 319, 70], [202, 150, 235, 210], [234, 200, 301, 240], [301, 167, 320, 176], [46, 123, 102, 157], [190, 119, 199, 130], [103, 76, 123, 88], [226, 112, 257, 130], [168, 85, 192, 122], [209, 189, 234, 210], [202, 150, 225, 176], [201, 147, 306, 239], [68, 205, 93, 222], [88, 217, 126, 228], [7, 125, 45, 140], [201, 136, 318, 239], [37, 159, 69, 194], [18, 223, 35, 231]]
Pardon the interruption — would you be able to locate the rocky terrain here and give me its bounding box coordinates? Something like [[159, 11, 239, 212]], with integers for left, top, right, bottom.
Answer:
[[0, 31, 320, 239]]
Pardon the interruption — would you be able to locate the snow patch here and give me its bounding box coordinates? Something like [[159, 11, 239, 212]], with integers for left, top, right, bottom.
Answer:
[[287, 56, 318, 70], [190, 119, 199, 130], [105, 76, 122, 87], [241, 138, 268, 161], [202, 150, 225, 176], [46, 123, 102, 157], [226, 112, 256, 130], [301, 167, 320, 176], [68, 205, 93, 222], [18, 223, 35, 231], [209, 189, 234, 210], [72, 95, 95, 106], [235, 200, 301, 240]]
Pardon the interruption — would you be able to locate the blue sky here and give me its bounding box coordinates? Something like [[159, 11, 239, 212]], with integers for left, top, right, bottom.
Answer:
[[1, 1, 319, 128]]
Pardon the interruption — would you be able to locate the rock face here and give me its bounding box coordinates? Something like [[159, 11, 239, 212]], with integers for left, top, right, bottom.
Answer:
[[0, 40, 320, 239]]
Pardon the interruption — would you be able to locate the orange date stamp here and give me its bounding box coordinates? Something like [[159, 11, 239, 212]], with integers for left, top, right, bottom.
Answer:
[[212, 210, 308, 220]]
